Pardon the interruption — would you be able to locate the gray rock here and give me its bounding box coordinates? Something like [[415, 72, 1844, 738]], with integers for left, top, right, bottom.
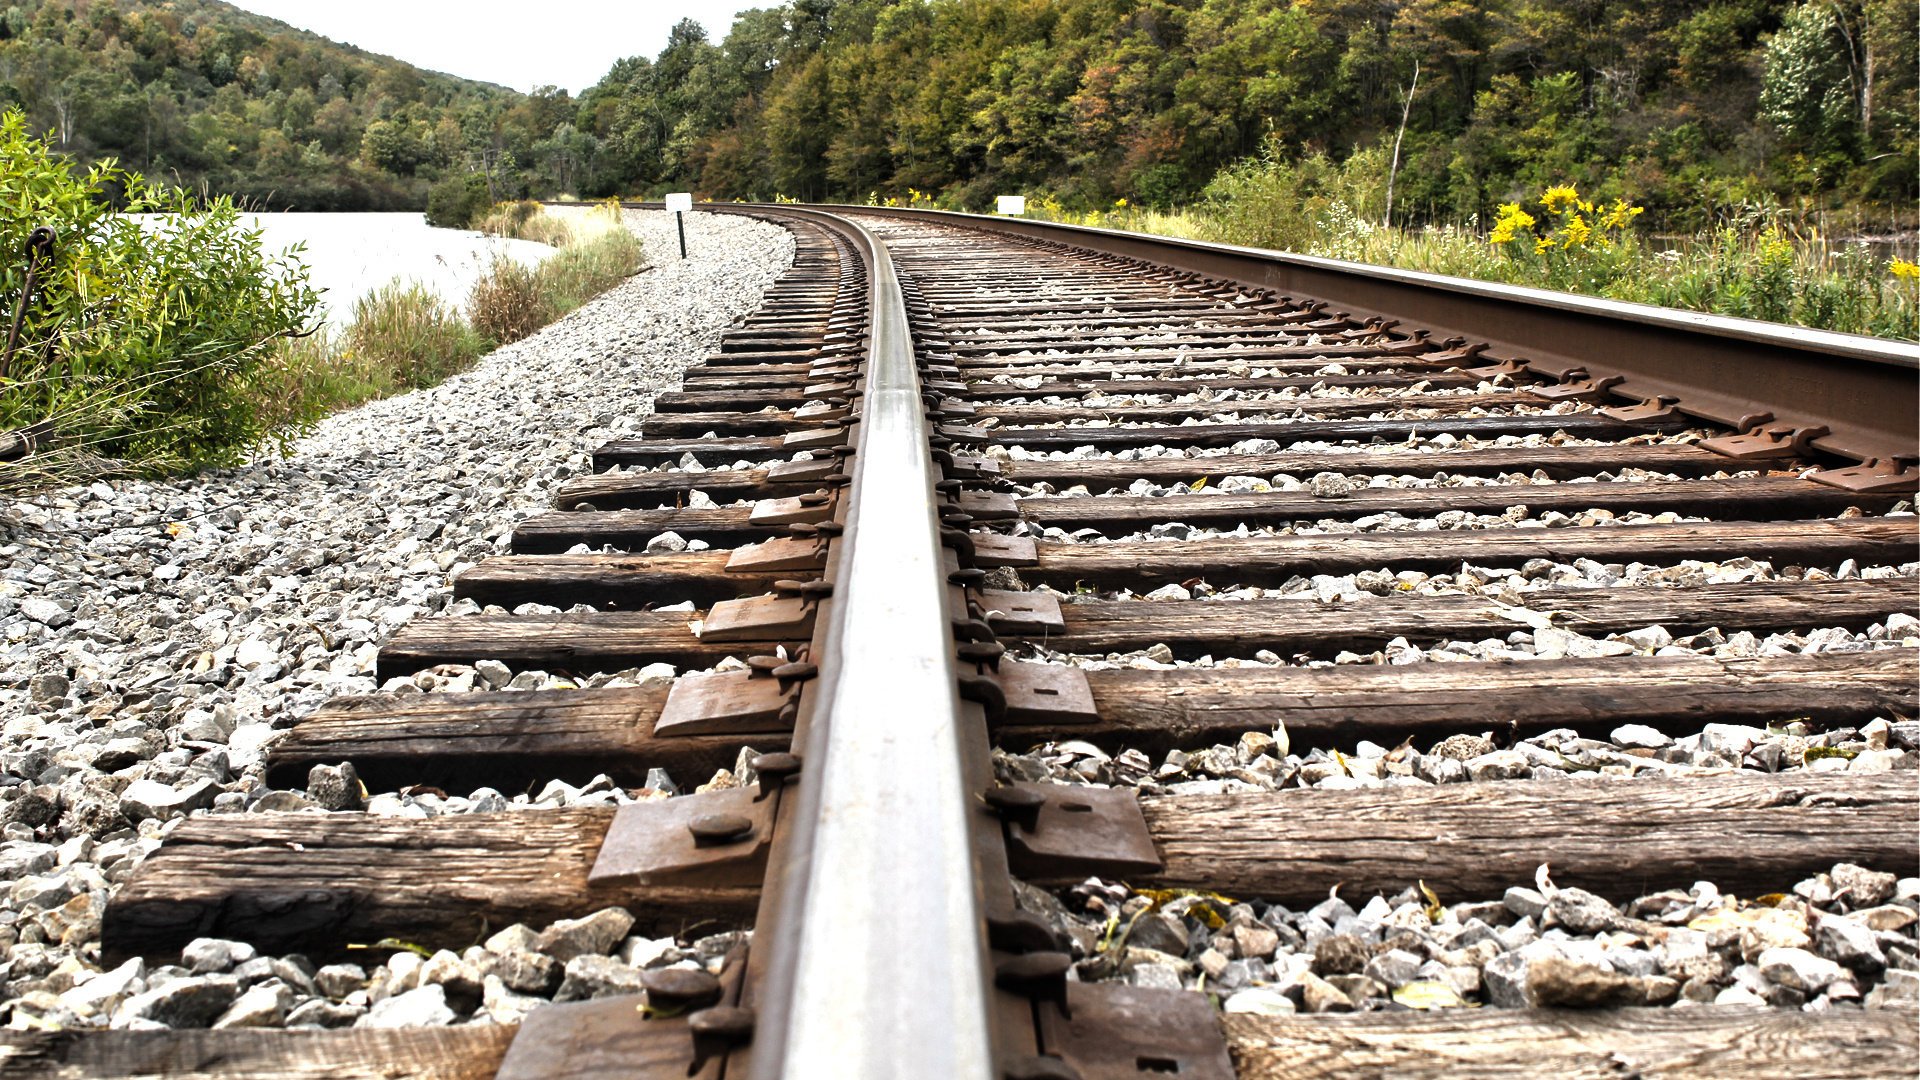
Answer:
[[1815, 914, 1886, 972], [617, 936, 680, 969], [89, 739, 151, 772], [358, 983, 457, 1028], [285, 998, 366, 1028], [1127, 962, 1185, 991], [0, 840, 58, 878], [1482, 948, 1534, 1008], [1310, 933, 1369, 976], [212, 980, 297, 1028], [1502, 887, 1548, 920], [1232, 923, 1280, 961], [1831, 863, 1897, 907], [494, 949, 562, 995], [1610, 724, 1671, 749], [1464, 749, 1529, 781], [315, 963, 368, 999], [117, 974, 241, 1028], [480, 973, 547, 1023], [1758, 946, 1845, 992], [1294, 971, 1353, 1013], [182, 938, 257, 975], [1362, 948, 1424, 988], [1864, 968, 1918, 1011], [1547, 888, 1620, 934], [1127, 912, 1189, 956], [555, 954, 650, 1001], [419, 949, 485, 1012], [306, 762, 364, 811], [20, 598, 70, 627], [1323, 973, 1385, 1004], [120, 778, 220, 821], [28, 673, 70, 704], [1430, 734, 1496, 761], [1222, 986, 1296, 1015], [57, 957, 147, 1016], [536, 907, 636, 963]]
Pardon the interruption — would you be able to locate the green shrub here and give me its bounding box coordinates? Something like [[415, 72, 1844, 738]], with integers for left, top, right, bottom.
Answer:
[[425, 173, 490, 229], [0, 108, 320, 475]]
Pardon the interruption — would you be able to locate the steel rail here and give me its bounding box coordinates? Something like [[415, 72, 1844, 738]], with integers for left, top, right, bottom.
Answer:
[[736, 208, 994, 1080], [789, 205, 1919, 468]]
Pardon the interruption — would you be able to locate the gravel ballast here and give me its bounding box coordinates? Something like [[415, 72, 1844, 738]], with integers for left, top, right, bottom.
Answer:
[[0, 209, 796, 1029]]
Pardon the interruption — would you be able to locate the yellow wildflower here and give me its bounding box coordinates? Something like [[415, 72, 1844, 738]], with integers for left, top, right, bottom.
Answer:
[[1890, 259, 1920, 281], [1561, 214, 1592, 249], [1599, 199, 1644, 231], [1114, 197, 1129, 208], [1541, 185, 1579, 213], [1490, 202, 1536, 245], [1534, 237, 1554, 254]]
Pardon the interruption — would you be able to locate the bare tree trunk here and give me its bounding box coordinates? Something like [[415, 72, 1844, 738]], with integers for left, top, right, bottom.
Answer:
[[1384, 61, 1419, 228], [1860, 3, 1874, 138]]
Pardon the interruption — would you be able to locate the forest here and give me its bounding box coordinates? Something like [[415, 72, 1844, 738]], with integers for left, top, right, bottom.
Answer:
[[1, 0, 1914, 231]]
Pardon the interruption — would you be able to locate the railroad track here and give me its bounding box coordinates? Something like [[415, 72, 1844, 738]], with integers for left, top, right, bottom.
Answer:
[[10, 207, 1916, 1076]]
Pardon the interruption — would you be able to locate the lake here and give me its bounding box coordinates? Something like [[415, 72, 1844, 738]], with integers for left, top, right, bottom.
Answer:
[[237, 212, 555, 326]]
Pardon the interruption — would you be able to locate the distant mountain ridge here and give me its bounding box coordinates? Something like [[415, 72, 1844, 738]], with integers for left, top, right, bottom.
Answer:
[[0, 0, 549, 210]]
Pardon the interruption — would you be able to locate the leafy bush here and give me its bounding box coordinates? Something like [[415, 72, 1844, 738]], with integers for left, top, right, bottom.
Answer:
[[0, 109, 320, 475], [425, 173, 491, 228]]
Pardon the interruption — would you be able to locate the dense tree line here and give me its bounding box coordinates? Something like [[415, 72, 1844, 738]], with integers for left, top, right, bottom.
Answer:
[[573, 0, 1914, 227], [4, 0, 1914, 228]]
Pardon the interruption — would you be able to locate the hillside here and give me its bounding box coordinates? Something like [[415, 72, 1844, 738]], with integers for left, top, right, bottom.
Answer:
[[0, 0, 547, 210]]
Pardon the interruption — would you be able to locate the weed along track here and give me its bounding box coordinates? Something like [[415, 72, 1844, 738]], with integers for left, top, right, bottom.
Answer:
[[12, 207, 1915, 1076]]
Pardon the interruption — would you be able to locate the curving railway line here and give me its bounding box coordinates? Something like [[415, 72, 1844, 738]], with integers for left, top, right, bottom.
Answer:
[[12, 206, 1919, 1077]]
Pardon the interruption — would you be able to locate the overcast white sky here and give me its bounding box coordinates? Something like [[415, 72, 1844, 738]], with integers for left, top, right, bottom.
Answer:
[[230, 2, 766, 94]]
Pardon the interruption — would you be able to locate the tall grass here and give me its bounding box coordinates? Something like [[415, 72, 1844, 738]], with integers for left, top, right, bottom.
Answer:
[[1007, 154, 1918, 342]]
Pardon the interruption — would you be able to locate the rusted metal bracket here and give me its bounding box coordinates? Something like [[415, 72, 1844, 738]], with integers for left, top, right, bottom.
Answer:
[[656, 663, 805, 736], [589, 754, 800, 887], [494, 946, 750, 1080], [749, 490, 836, 526], [766, 454, 850, 486], [1332, 317, 1398, 342], [1807, 457, 1920, 494], [970, 533, 1038, 568], [968, 588, 1065, 636], [1700, 422, 1829, 460], [986, 782, 1162, 879], [1464, 357, 1531, 381], [1032, 982, 1234, 1080], [724, 535, 829, 572], [781, 426, 851, 450], [959, 660, 1098, 726], [1531, 372, 1625, 401], [792, 403, 852, 424], [1600, 394, 1681, 423], [1426, 339, 1490, 366], [954, 491, 1021, 521], [701, 592, 818, 641]]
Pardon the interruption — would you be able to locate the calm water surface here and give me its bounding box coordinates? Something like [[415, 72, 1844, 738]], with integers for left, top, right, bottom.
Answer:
[[238, 212, 554, 326]]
